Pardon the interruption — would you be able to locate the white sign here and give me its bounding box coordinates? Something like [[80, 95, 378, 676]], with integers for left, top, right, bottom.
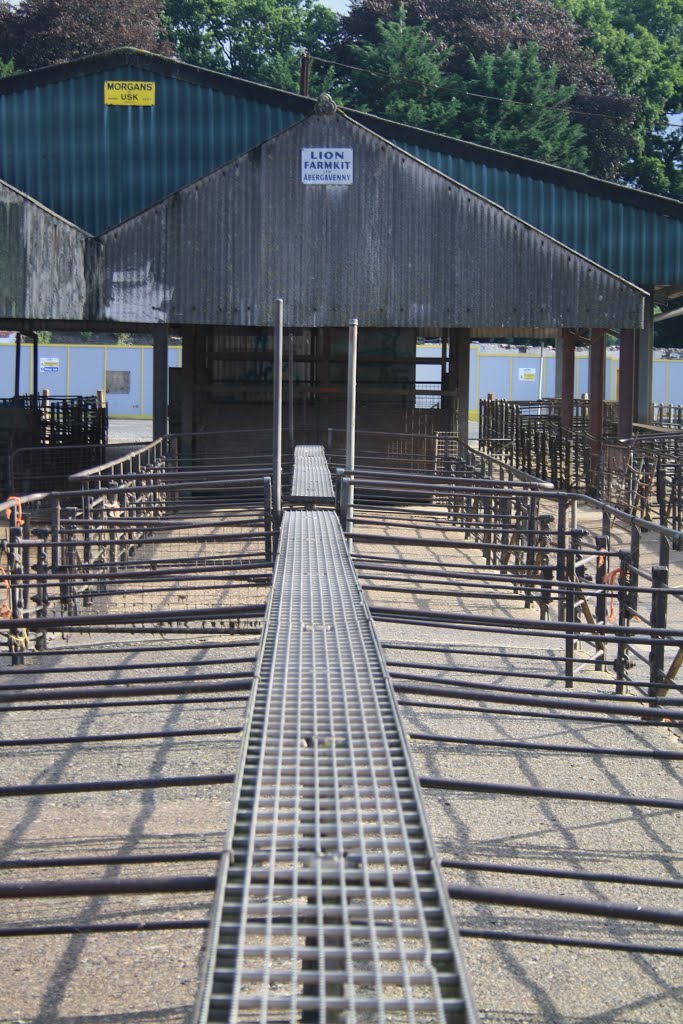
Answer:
[[301, 147, 353, 185], [518, 367, 536, 382], [40, 357, 60, 373]]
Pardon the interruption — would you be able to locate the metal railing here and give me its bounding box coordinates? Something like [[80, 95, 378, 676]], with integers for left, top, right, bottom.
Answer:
[[2, 437, 683, 1021], [337, 438, 683, 720], [0, 435, 276, 662], [479, 397, 683, 525]]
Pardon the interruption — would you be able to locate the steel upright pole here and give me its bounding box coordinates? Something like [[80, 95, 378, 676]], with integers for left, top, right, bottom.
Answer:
[[31, 332, 39, 405], [13, 332, 21, 404], [345, 318, 358, 547], [273, 299, 284, 522], [288, 332, 295, 451]]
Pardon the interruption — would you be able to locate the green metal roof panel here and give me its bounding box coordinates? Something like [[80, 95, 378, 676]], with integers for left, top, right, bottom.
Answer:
[[0, 63, 305, 233], [397, 142, 683, 284]]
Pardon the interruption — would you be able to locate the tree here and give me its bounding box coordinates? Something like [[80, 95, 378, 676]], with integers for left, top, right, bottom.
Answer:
[[457, 45, 588, 169], [557, 0, 683, 194], [0, 0, 170, 72], [0, 56, 14, 78], [340, 0, 639, 179], [344, 4, 460, 132], [344, 9, 588, 169], [163, 0, 341, 92]]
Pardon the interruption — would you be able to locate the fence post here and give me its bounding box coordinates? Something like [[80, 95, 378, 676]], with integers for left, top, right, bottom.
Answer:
[[523, 495, 538, 607], [562, 528, 583, 688], [8, 524, 26, 666], [32, 527, 49, 651], [538, 513, 554, 621], [648, 565, 668, 706], [594, 534, 609, 671], [629, 523, 640, 617], [614, 551, 633, 694], [50, 495, 61, 581], [63, 506, 80, 617], [565, 528, 581, 688], [82, 480, 93, 606]]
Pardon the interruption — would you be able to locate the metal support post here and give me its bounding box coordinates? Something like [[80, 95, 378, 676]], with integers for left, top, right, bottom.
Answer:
[[152, 324, 169, 440], [13, 332, 21, 403], [345, 318, 358, 549], [455, 328, 470, 444], [273, 299, 284, 524], [31, 331, 39, 404], [288, 332, 295, 452], [618, 328, 636, 440], [180, 328, 196, 462], [635, 290, 654, 424], [588, 329, 606, 495], [556, 331, 576, 433]]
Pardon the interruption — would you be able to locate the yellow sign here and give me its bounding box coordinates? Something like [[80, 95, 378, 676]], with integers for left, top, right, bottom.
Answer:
[[104, 81, 156, 106]]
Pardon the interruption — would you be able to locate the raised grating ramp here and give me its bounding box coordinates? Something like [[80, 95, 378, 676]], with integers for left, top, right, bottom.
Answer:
[[196, 508, 478, 1024], [290, 444, 336, 503]]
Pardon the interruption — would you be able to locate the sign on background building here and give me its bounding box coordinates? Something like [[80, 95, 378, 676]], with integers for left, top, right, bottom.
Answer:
[[104, 82, 156, 106], [301, 148, 353, 185]]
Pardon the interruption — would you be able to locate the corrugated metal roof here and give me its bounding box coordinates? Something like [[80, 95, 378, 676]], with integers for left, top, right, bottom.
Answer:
[[0, 180, 94, 320], [0, 52, 305, 234], [383, 138, 683, 285], [98, 105, 645, 329], [0, 49, 681, 285]]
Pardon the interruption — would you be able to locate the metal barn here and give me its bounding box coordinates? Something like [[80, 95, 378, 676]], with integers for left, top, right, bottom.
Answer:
[[0, 47, 681, 458]]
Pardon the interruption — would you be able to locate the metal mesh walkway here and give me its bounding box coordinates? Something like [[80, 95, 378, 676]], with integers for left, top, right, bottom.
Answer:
[[290, 444, 336, 503], [197, 508, 477, 1023]]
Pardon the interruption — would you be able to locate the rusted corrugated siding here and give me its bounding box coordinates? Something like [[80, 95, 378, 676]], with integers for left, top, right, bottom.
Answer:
[[100, 109, 645, 329], [0, 182, 94, 320]]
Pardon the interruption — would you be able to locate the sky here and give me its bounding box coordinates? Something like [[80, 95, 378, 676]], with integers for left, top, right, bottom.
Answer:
[[323, 0, 352, 12]]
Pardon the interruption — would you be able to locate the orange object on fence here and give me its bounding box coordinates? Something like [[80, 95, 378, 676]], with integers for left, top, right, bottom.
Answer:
[[4, 497, 24, 526]]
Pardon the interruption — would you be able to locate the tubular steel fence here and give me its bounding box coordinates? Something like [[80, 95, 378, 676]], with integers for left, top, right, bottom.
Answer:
[[339, 437, 683, 720], [479, 397, 683, 526], [1, 433, 683, 1023], [0, 436, 275, 663]]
